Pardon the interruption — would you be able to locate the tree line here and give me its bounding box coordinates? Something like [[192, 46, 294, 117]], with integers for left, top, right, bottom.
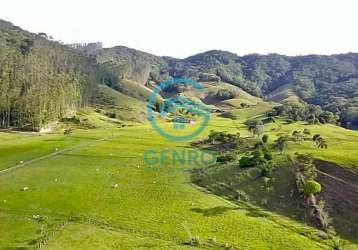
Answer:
[[0, 22, 99, 130]]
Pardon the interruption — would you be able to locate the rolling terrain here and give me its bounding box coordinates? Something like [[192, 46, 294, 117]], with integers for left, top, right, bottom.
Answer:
[[1, 109, 355, 249], [0, 104, 357, 248], [0, 19, 358, 249]]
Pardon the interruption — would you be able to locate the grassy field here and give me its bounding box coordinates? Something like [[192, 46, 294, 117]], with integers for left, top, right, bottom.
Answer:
[[176, 81, 262, 111], [220, 102, 275, 121], [265, 83, 300, 104], [0, 106, 357, 249], [91, 84, 147, 122], [267, 121, 358, 167], [214, 103, 358, 167]]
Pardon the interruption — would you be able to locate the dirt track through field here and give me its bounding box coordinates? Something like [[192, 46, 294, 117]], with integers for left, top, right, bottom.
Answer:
[[0, 136, 112, 176]]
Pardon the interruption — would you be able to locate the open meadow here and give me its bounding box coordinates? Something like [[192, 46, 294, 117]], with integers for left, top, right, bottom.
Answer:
[[1, 107, 357, 249]]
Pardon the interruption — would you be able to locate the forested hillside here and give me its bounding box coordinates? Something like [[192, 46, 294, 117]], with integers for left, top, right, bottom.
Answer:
[[0, 18, 357, 249], [89, 47, 358, 128], [0, 20, 99, 130], [1, 19, 358, 130]]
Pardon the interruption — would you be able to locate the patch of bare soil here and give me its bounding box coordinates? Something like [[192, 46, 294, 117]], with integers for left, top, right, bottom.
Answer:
[[315, 160, 358, 243]]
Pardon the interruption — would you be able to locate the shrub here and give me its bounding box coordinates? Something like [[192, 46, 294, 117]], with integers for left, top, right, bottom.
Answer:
[[254, 141, 264, 149], [262, 134, 269, 144], [312, 134, 321, 141], [261, 117, 275, 124], [239, 156, 254, 168], [260, 161, 274, 177], [216, 89, 235, 100], [217, 152, 236, 163], [312, 134, 328, 149], [184, 235, 202, 246], [208, 130, 233, 143], [270, 103, 339, 124], [295, 154, 317, 179], [105, 111, 116, 118], [245, 119, 263, 133], [292, 130, 303, 142], [64, 128, 72, 136], [253, 124, 265, 138], [273, 136, 288, 152], [240, 150, 269, 168], [236, 190, 250, 201], [240, 103, 250, 108], [303, 180, 321, 196], [314, 200, 332, 230], [263, 152, 273, 161]]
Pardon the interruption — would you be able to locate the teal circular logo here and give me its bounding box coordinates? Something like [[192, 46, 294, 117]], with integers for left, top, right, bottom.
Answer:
[[147, 78, 210, 142]]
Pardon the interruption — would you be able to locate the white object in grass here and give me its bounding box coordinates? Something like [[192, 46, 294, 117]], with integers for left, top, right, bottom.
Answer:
[[22, 187, 29, 191], [113, 184, 119, 188]]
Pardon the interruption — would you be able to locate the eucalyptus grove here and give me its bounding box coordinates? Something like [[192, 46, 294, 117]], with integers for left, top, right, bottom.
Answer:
[[0, 23, 98, 130]]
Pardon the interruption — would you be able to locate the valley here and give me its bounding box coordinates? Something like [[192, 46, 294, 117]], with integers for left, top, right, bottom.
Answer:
[[0, 106, 357, 249], [0, 18, 358, 250]]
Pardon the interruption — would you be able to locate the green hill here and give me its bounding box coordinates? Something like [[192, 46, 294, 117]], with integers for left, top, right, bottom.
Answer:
[[0, 110, 343, 250], [0, 19, 358, 250], [266, 83, 300, 104], [0, 20, 99, 131], [91, 84, 146, 122], [191, 107, 358, 248], [86, 46, 358, 129], [2, 19, 357, 130]]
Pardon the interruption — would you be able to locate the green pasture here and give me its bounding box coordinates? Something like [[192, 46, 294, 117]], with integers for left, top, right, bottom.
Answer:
[[0, 106, 357, 249]]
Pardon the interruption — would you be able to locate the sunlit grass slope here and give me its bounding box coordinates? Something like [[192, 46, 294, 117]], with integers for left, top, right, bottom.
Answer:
[[0, 111, 335, 249]]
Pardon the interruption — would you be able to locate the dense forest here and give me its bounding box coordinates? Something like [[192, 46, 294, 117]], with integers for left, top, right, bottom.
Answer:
[[90, 47, 358, 128], [0, 20, 99, 130], [176, 52, 358, 127]]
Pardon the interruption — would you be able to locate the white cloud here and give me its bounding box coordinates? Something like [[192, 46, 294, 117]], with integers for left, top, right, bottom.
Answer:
[[1, 0, 357, 58]]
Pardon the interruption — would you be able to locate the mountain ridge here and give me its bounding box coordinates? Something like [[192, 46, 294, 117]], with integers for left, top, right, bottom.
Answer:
[[86, 43, 358, 128], [1, 19, 358, 129]]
